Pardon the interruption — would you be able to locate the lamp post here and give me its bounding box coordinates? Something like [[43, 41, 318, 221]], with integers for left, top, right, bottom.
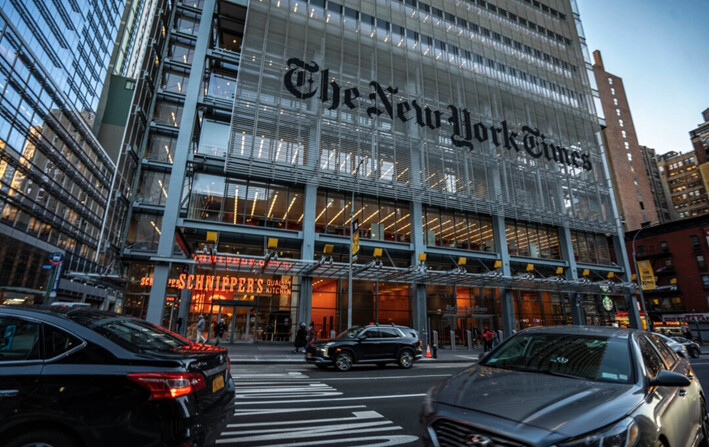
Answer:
[[204, 244, 217, 341], [631, 222, 658, 331], [348, 158, 366, 329]]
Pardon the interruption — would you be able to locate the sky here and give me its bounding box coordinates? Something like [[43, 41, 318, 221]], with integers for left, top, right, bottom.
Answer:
[[577, 0, 709, 154]]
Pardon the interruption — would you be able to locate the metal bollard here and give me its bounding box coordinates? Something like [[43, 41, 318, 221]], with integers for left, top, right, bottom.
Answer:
[[450, 330, 456, 351], [466, 330, 472, 350], [432, 330, 439, 358]]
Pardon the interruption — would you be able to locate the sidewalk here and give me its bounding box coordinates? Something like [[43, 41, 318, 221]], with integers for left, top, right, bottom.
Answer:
[[220, 341, 484, 364]]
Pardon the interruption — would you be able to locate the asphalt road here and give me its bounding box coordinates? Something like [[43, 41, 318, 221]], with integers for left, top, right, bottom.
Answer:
[[218, 357, 709, 446], [217, 361, 470, 446]]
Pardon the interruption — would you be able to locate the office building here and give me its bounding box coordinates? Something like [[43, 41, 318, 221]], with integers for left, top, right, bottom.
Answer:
[[0, 0, 126, 305], [640, 145, 677, 224], [120, 0, 642, 343], [658, 151, 709, 219], [592, 50, 658, 232]]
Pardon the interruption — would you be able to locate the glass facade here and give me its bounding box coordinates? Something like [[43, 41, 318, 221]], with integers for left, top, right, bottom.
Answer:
[[0, 1, 125, 304], [123, 0, 636, 343]]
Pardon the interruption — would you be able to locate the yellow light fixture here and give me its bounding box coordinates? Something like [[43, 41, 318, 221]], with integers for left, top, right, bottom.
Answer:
[[418, 253, 427, 262], [493, 260, 502, 269], [582, 269, 590, 277], [323, 244, 334, 254], [373, 248, 383, 258], [267, 238, 278, 249], [206, 231, 217, 243], [670, 278, 677, 284], [631, 274, 637, 281], [458, 257, 467, 266], [606, 272, 614, 279], [526, 263, 534, 272], [555, 267, 564, 275]]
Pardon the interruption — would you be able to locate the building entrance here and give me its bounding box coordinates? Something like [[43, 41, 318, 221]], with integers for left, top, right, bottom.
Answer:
[[428, 312, 496, 348]]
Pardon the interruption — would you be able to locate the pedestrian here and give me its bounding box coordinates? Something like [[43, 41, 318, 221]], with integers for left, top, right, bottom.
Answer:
[[195, 315, 206, 344], [176, 316, 183, 334], [293, 322, 307, 353], [214, 318, 226, 346], [482, 326, 494, 352], [491, 330, 499, 349], [307, 322, 317, 346]]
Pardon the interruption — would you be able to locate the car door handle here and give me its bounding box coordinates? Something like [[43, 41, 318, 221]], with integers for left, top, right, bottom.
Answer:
[[0, 390, 19, 398], [679, 389, 687, 397], [687, 373, 694, 381]]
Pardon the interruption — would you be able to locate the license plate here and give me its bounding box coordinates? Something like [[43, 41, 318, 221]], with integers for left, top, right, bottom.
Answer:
[[212, 374, 225, 393], [306, 352, 312, 358]]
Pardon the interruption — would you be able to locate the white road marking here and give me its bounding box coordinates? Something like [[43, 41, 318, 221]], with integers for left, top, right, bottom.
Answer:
[[233, 393, 426, 405]]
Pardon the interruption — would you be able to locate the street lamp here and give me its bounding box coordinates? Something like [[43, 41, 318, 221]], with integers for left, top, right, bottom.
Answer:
[[348, 158, 366, 329], [631, 222, 658, 331]]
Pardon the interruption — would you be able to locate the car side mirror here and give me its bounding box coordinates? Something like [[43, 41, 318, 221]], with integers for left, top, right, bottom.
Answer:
[[649, 369, 691, 387]]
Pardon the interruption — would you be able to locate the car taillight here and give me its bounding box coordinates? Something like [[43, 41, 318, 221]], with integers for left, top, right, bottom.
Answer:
[[128, 372, 206, 400]]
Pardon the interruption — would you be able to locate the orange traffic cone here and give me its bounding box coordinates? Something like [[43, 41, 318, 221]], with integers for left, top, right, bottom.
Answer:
[[426, 344, 432, 358]]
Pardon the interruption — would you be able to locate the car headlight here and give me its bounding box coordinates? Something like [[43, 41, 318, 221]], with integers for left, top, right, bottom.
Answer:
[[557, 418, 639, 447]]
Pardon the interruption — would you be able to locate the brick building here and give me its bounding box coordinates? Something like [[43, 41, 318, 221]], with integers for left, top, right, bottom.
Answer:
[[593, 50, 658, 232], [626, 215, 709, 323]]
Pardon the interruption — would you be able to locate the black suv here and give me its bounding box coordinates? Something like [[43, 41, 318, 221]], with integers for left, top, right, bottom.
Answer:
[[0, 305, 235, 447], [305, 324, 423, 371]]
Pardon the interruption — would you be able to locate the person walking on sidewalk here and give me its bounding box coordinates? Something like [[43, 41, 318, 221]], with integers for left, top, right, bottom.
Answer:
[[482, 326, 494, 352], [214, 318, 226, 346], [293, 322, 307, 353], [307, 322, 317, 347], [195, 315, 206, 344]]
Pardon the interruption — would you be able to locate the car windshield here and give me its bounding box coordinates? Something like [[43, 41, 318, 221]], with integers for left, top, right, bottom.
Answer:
[[71, 314, 192, 353], [336, 327, 365, 339], [480, 333, 634, 384]]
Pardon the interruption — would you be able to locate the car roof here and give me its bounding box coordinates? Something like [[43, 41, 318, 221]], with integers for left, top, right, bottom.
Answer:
[[520, 325, 638, 339], [0, 304, 128, 322]]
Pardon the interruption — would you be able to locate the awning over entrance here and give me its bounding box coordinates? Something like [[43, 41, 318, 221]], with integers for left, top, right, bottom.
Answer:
[[153, 253, 635, 294]]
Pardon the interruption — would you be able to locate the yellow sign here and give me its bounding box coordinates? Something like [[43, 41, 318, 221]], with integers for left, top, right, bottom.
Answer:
[[636, 260, 656, 290], [352, 230, 360, 257]]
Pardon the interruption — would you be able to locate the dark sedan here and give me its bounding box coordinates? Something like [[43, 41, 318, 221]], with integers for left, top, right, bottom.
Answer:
[[421, 326, 708, 447], [306, 324, 422, 371], [0, 305, 235, 447]]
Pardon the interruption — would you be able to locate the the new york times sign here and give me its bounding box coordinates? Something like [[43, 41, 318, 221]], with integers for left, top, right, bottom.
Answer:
[[283, 58, 592, 171]]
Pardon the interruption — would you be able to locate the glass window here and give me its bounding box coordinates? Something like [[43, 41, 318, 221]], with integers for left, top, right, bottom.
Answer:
[[638, 336, 664, 379], [481, 333, 633, 383], [71, 316, 191, 353], [198, 120, 229, 157], [691, 235, 700, 248], [44, 324, 83, 359], [702, 275, 709, 288], [697, 255, 706, 270], [145, 133, 176, 163], [189, 174, 225, 221], [0, 317, 40, 361]]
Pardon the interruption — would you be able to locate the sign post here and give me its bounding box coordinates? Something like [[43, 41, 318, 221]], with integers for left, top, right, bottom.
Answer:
[[44, 252, 64, 304]]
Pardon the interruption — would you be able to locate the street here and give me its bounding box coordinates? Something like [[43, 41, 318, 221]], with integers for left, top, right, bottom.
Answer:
[[218, 357, 709, 447], [216, 362, 470, 446]]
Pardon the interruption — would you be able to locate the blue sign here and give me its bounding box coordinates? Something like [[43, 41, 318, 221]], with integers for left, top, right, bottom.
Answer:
[[42, 264, 53, 270], [49, 252, 64, 266]]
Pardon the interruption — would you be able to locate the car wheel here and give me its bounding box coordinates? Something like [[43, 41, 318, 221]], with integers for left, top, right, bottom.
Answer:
[[315, 364, 329, 370], [335, 352, 353, 372], [6, 429, 77, 447], [398, 349, 414, 369]]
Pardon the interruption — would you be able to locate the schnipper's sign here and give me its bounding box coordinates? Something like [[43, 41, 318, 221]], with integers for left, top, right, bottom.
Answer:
[[284, 57, 592, 171]]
